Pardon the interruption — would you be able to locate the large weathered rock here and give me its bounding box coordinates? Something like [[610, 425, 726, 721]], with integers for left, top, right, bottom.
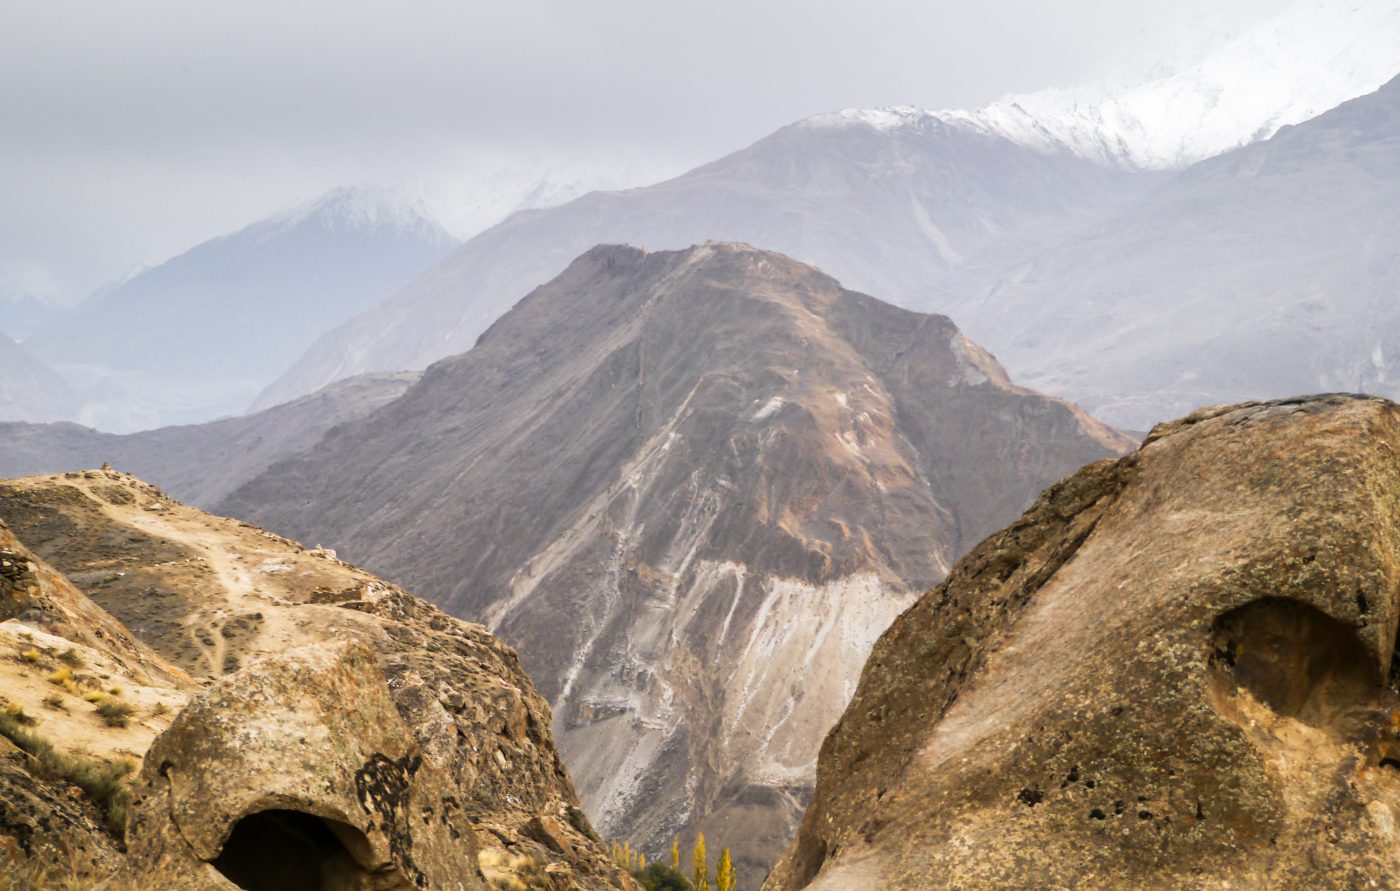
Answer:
[[123, 640, 486, 890], [766, 395, 1400, 889]]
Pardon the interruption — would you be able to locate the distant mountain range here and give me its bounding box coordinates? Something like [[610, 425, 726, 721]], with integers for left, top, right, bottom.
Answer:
[[253, 113, 1153, 410], [23, 185, 456, 432], [941, 72, 1400, 428], [257, 0, 1400, 431], [0, 371, 417, 506], [223, 242, 1131, 883]]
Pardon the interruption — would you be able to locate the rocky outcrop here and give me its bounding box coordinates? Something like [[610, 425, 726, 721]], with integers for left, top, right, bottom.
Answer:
[[0, 470, 631, 889], [123, 640, 486, 890], [766, 394, 1400, 889], [221, 242, 1131, 882]]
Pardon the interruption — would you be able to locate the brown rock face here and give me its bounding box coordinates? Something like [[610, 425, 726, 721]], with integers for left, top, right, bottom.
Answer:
[[0, 471, 631, 889], [220, 241, 1130, 881], [122, 640, 486, 890], [765, 395, 1400, 889]]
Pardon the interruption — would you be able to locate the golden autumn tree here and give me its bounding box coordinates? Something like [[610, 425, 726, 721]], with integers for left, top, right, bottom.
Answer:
[[693, 832, 710, 891], [716, 848, 736, 891], [671, 836, 681, 870]]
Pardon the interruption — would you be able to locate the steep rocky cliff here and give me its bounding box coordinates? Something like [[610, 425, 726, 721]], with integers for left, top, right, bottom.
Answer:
[[766, 394, 1400, 889], [0, 469, 631, 889], [222, 242, 1131, 881]]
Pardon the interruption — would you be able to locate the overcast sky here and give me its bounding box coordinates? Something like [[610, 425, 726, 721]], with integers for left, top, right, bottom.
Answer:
[[1, 0, 1291, 304]]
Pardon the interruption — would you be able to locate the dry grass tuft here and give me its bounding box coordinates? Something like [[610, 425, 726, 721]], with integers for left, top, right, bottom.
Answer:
[[93, 700, 134, 728], [480, 848, 551, 890]]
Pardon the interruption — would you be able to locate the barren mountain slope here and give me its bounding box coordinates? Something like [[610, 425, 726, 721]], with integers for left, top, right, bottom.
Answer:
[[225, 242, 1131, 883], [0, 334, 77, 424], [0, 371, 418, 508], [767, 395, 1400, 890], [0, 469, 632, 889]]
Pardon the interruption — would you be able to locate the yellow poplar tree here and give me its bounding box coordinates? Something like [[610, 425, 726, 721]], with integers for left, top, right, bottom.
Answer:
[[671, 836, 680, 870], [693, 833, 709, 891], [717, 848, 736, 891]]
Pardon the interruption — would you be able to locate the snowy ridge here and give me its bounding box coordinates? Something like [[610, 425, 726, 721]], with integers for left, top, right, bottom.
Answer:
[[805, 0, 1400, 169], [251, 183, 457, 243]]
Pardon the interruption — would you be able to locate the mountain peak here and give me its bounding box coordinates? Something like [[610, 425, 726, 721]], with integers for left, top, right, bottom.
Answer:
[[801, 0, 1400, 169], [222, 243, 1131, 879], [256, 183, 456, 244]]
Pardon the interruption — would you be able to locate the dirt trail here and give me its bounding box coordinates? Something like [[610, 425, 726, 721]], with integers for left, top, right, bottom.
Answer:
[[57, 474, 348, 679]]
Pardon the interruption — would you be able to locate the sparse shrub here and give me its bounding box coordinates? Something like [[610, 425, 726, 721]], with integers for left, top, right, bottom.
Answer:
[[57, 648, 83, 668], [42, 693, 65, 711], [94, 699, 134, 728], [4, 702, 35, 725], [107, 685, 123, 696], [150, 701, 170, 717], [0, 710, 133, 837], [20, 647, 40, 663], [633, 863, 693, 891], [47, 665, 72, 685], [82, 690, 106, 704], [566, 804, 601, 842]]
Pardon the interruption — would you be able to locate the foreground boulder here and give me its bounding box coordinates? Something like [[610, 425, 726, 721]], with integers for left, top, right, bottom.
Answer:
[[766, 395, 1400, 889], [0, 470, 631, 888], [123, 640, 485, 890]]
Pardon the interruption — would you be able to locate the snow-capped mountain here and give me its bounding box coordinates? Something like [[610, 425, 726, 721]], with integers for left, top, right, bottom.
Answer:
[[252, 183, 454, 241], [256, 1, 1400, 409], [814, 0, 1400, 169], [423, 158, 680, 241], [254, 117, 1153, 409], [941, 72, 1400, 430], [26, 184, 457, 432]]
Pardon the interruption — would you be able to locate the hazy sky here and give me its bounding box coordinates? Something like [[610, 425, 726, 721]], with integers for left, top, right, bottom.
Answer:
[[1, 0, 1290, 303]]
